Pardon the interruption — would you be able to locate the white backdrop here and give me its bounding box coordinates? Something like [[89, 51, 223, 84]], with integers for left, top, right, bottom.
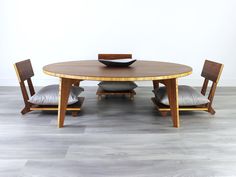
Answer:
[[1, 0, 236, 86]]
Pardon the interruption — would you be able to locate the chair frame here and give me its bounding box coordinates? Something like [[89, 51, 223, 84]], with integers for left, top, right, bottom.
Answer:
[[14, 59, 84, 116], [151, 59, 224, 116], [96, 54, 136, 100]]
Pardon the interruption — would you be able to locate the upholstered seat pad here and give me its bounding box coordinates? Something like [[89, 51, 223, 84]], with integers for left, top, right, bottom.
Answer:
[[28, 85, 84, 105], [98, 81, 137, 91], [153, 85, 209, 106]]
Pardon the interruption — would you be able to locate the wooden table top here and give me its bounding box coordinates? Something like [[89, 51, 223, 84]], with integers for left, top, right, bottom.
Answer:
[[43, 60, 192, 81]]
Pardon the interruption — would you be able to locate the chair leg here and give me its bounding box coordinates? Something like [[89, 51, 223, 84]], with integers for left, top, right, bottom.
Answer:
[[159, 111, 168, 117], [208, 106, 216, 115], [130, 94, 134, 100], [21, 106, 31, 115], [97, 95, 102, 100], [71, 111, 78, 117]]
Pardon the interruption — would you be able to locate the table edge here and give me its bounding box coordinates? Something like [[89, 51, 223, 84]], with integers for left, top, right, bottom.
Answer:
[[43, 70, 193, 81]]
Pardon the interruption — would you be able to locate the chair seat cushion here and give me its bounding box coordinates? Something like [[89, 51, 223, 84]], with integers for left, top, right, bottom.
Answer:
[[28, 84, 84, 105], [153, 85, 210, 106], [98, 81, 137, 91]]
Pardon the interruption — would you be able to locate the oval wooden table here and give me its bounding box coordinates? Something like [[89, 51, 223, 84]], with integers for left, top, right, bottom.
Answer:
[[43, 60, 192, 128]]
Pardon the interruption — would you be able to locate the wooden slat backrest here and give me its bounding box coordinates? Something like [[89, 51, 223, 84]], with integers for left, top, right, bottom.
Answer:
[[98, 54, 132, 60], [200, 60, 224, 104], [14, 59, 35, 107], [14, 59, 34, 82], [201, 60, 223, 83]]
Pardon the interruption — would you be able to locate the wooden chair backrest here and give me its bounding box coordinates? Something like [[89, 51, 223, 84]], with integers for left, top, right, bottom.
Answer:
[[14, 59, 35, 105], [201, 60, 224, 103], [98, 54, 132, 60], [201, 60, 223, 83], [14, 59, 34, 82]]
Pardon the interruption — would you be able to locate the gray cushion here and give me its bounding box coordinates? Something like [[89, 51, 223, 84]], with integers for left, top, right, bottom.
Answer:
[[98, 81, 137, 91], [28, 84, 84, 105], [153, 85, 210, 106]]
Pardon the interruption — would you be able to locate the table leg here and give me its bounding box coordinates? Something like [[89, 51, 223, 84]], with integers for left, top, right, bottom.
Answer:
[[58, 78, 73, 128], [165, 78, 179, 128]]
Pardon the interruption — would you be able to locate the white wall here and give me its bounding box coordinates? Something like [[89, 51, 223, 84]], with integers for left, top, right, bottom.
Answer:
[[1, 0, 236, 86]]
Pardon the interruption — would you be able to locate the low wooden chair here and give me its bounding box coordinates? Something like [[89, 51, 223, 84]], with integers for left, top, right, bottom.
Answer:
[[14, 59, 84, 116], [96, 54, 137, 100], [152, 60, 224, 116]]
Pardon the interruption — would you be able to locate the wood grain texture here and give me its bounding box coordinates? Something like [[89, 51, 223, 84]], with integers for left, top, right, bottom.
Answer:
[[44, 60, 191, 128], [30, 97, 84, 111], [96, 54, 136, 100], [153, 60, 224, 116], [58, 78, 74, 128], [14, 60, 84, 117], [98, 54, 132, 60], [201, 60, 224, 83], [163, 79, 179, 127], [96, 54, 136, 99], [14, 59, 34, 82], [43, 60, 192, 81]]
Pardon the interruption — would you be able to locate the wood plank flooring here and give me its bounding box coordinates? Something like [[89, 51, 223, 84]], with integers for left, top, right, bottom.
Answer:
[[0, 86, 236, 177]]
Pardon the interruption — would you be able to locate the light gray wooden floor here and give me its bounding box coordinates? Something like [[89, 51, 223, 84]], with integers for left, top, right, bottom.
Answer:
[[0, 86, 236, 177]]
